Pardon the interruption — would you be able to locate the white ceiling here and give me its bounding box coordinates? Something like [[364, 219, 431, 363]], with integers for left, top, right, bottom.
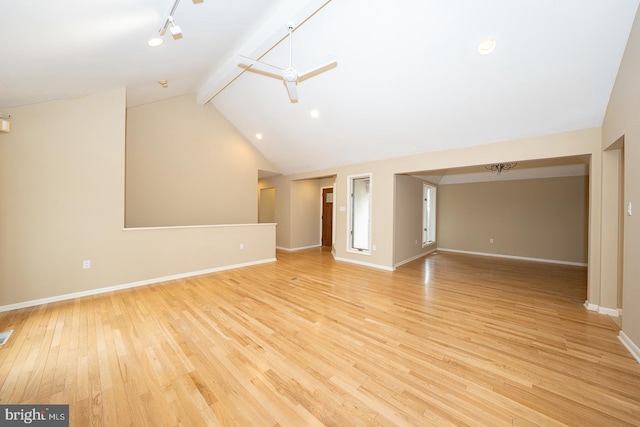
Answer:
[[2, 0, 638, 175], [415, 155, 590, 185]]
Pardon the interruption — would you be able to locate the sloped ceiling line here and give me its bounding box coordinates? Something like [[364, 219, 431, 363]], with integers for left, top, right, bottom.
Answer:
[[195, 0, 333, 105]]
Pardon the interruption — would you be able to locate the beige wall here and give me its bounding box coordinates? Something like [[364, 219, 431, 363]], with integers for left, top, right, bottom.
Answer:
[[260, 176, 336, 250], [0, 78, 623, 355], [0, 89, 275, 308], [290, 179, 323, 249], [126, 94, 276, 227], [273, 127, 601, 270], [258, 187, 276, 223], [600, 146, 623, 311], [1, 55, 624, 352], [437, 176, 588, 264], [259, 175, 291, 248], [394, 174, 436, 266], [265, 127, 603, 305], [602, 6, 640, 345]]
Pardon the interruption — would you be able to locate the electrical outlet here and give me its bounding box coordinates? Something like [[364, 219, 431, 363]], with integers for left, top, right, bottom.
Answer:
[[239, 243, 244, 250], [82, 260, 91, 269], [489, 238, 494, 244]]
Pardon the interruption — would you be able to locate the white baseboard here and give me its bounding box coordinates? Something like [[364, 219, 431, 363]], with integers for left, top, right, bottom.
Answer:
[[334, 256, 394, 272], [619, 331, 640, 364], [0, 258, 277, 313], [394, 248, 437, 268], [437, 248, 587, 267], [276, 244, 322, 252], [583, 300, 621, 317], [599, 306, 621, 317], [584, 300, 599, 311]]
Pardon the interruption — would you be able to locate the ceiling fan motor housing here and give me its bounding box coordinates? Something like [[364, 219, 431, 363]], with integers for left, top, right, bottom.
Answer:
[[283, 69, 298, 82]]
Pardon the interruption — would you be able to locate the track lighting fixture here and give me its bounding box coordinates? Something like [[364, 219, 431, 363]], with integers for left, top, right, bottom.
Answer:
[[151, 0, 202, 46], [168, 17, 182, 39], [159, 0, 181, 37]]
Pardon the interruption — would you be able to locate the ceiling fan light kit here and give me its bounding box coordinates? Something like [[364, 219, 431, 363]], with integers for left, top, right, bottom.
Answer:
[[239, 23, 337, 103]]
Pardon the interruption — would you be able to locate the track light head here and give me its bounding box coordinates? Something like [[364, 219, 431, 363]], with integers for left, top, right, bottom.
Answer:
[[158, 0, 185, 39], [169, 24, 182, 39], [166, 16, 182, 39]]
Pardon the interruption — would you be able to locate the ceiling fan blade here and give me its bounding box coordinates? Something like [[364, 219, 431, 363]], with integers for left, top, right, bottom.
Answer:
[[297, 56, 338, 81], [284, 79, 298, 102], [238, 56, 284, 78]]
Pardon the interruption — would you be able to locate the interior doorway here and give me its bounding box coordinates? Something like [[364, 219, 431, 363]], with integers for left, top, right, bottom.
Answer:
[[322, 187, 333, 247], [259, 187, 275, 223]]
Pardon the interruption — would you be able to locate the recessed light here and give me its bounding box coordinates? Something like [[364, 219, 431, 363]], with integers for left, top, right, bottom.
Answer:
[[147, 37, 163, 47], [256, 133, 263, 140], [478, 37, 496, 55], [310, 109, 320, 119]]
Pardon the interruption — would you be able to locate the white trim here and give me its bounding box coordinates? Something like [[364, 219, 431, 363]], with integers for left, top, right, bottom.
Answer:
[[334, 256, 394, 272], [124, 223, 276, 231], [583, 301, 621, 317], [584, 300, 599, 311], [346, 248, 372, 256], [598, 306, 621, 317], [320, 185, 335, 247], [276, 244, 321, 252], [437, 248, 588, 267], [422, 182, 436, 246], [619, 331, 640, 364], [347, 173, 372, 255], [394, 248, 437, 268], [332, 182, 337, 251], [0, 258, 276, 313]]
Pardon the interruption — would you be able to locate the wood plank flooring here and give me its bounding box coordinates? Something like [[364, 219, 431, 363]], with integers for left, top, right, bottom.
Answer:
[[1, 249, 639, 426]]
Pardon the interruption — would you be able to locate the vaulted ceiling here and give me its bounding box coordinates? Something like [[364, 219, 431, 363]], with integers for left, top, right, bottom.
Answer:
[[2, 0, 638, 175]]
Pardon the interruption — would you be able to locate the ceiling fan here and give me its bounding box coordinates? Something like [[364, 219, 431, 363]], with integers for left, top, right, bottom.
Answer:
[[239, 23, 337, 102]]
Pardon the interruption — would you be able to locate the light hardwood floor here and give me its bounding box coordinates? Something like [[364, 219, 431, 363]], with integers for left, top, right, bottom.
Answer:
[[1, 249, 639, 426]]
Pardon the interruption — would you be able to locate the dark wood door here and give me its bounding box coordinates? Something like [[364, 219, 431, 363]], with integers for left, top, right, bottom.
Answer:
[[322, 187, 333, 247]]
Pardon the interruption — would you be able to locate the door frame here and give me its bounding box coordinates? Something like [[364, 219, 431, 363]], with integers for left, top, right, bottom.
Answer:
[[320, 185, 335, 249]]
